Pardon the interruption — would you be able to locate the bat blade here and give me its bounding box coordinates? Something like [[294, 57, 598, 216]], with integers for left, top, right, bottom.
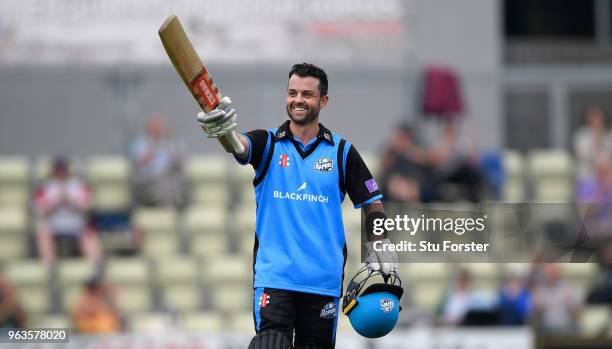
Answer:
[[158, 15, 221, 113], [158, 15, 244, 154]]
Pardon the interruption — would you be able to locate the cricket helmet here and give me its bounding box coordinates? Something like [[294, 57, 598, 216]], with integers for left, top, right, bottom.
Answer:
[[342, 265, 403, 338]]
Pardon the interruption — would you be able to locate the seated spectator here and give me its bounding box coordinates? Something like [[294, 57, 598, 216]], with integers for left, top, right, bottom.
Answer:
[[73, 273, 123, 334], [577, 158, 612, 241], [35, 158, 102, 266], [587, 241, 612, 304], [129, 115, 188, 209], [578, 157, 612, 202], [384, 173, 421, 203], [438, 269, 499, 326], [0, 272, 27, 329], [427, 121, 484, 202], [573, 106, 611, 185], [438, 269, 475, 326], [479, 151, 504, 201], [497, 270, 532, 325], [380, 123, 432, 202], [532, 264, 581, 335]]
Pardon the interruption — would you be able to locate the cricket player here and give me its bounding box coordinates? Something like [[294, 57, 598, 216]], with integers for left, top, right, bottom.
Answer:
[[197, 63, 397, 349]]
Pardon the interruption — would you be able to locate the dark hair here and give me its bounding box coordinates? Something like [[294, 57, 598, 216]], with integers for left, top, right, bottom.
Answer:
[[397, 122, 413, 137], [288, 63, 328, 96], [52, 157, 69, 173]]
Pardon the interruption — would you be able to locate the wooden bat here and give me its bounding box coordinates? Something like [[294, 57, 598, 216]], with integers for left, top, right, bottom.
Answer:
[[158, 15, 244, 154]]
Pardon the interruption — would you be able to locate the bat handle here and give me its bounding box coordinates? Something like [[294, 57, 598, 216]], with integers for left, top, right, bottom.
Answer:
[[219, 131, 245, 154], [214, 98, 244, 154]]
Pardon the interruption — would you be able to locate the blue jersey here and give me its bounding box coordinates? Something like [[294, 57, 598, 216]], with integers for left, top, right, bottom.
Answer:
[[236, 121, 382, 297]]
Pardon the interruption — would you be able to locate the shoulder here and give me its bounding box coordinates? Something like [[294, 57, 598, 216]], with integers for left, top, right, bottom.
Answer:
[[129, 136, 149, 152], [331, 132, 352, 148], [244, 129, 270, 141], [132, 135, 148, 145]]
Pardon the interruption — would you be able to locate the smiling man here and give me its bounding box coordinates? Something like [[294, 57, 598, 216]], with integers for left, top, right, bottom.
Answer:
[[196, 63, 397, 349]]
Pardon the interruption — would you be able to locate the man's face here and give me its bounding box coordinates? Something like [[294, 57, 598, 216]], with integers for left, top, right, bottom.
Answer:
[[587, 107, 605, 130], [147, 116, 166, 140], [286, 74, 328, 125]]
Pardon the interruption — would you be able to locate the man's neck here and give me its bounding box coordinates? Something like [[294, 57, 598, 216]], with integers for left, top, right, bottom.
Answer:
[[289, 120, 319, 145]]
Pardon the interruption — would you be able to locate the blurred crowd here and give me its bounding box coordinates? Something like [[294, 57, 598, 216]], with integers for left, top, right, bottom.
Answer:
[[380, 105, 612, 205], [0, 114, 186, 333], [380, 120, 485, 203], [1, 108, 611, 338], [430, 254, 612, 337], [381, 107, 612, 337], [435, 264, 582, 335]]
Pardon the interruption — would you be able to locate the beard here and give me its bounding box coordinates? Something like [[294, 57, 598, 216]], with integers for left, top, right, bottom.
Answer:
[[286, 103, 319, 125]]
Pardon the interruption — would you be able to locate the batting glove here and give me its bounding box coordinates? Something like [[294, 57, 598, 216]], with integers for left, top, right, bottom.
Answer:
[[197, 96, 238, 138], [365, 239, 398, 275]]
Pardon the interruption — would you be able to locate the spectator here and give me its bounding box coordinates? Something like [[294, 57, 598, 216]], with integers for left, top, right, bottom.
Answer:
[[379, 123, 432, 202], [480, 151, 504, 201], [73, 273, 123, 334], [587, 241, 612, 304], [438, 269, 475, 326], [129, 115, 187, 208], [532, 264, 581, 335], [577, 158, 612, 241], [0, 272, 27, 328], [427, 121, 484, 202], [574, 106, 611, 184], [437, 269, 500, 326], [497, 270, 532, 325], [35, 158, 102, 266], [578, 157, 612, 203], [384, 173, 421, 203]]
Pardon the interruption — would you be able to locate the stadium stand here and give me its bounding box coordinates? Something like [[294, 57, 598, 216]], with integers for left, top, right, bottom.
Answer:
[[86, 155, 131, 211], [0, 156, 30, 208], [502, 150, 526, 202], [0, 151, 605, 347], [185, 154, 231, 207]]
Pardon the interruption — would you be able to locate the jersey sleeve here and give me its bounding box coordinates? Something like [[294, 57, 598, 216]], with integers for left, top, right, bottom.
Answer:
[[234, 129, 269, 170], [345, 144, 383, 208]]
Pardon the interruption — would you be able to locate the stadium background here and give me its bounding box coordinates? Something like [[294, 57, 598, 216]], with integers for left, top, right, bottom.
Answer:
[[0, 0, 610, 348]]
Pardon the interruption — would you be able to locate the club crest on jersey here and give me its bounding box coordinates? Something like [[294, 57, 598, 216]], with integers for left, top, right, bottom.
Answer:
[[320, 302, 337, 319], [279, 154, 290, 168], [259, 292, 270, 308], [314, 157, 333, 172], [380, 298, 394, 313]]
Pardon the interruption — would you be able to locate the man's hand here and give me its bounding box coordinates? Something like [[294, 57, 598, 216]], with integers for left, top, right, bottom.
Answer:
[[365, 239, 398, 275], [197, 96, 238, 138]]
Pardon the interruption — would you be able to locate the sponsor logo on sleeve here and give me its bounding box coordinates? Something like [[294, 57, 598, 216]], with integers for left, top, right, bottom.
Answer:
[[365, 179, 379, 193]]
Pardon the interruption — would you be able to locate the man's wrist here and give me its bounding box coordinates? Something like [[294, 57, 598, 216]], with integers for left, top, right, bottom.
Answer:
[[365, 211, 387, 240]]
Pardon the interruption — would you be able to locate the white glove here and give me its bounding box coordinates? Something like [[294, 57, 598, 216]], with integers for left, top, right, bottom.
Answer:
[[197, 96, 238, 138], [365, 239, 398, 275]]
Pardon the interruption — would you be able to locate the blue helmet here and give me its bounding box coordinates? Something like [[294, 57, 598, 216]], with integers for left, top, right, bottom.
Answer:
[[342, 265, 404, 338]]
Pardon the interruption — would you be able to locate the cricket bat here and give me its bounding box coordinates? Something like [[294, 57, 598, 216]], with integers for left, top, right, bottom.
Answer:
[[158, 15, 244, 154]]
